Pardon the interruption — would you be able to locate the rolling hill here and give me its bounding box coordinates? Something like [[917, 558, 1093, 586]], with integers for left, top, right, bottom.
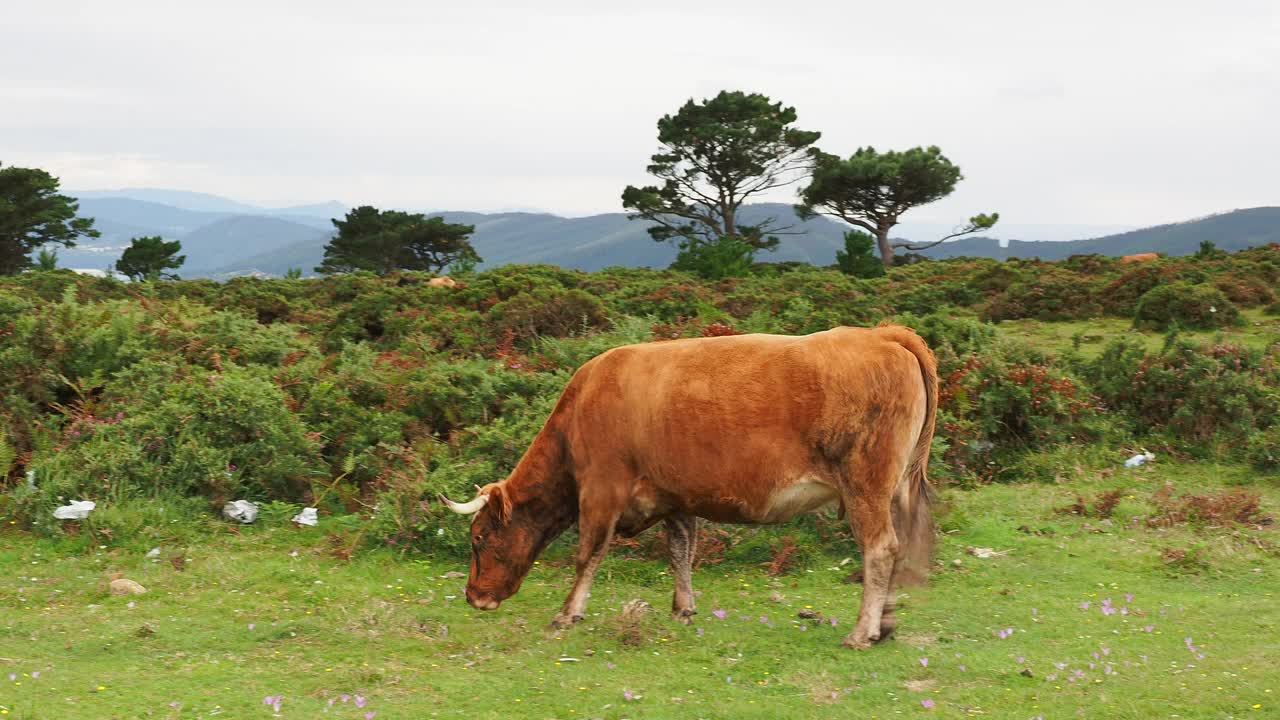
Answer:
[[921, 207, 1280, 260], [55, 189, 1280, 277]]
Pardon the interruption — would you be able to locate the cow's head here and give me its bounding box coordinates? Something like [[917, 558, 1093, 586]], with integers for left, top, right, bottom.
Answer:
[[440, 482, 570, 611]]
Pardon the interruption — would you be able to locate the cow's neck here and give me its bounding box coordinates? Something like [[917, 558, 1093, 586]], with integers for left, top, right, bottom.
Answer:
[[502, 424, 578, 529]]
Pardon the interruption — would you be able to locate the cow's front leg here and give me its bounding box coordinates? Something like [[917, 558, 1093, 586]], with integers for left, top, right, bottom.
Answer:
[[550, 504, 620, 630], [664, 514, 698, 623]]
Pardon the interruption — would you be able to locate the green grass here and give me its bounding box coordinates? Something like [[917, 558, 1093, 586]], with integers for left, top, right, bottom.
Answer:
[[2, 457, 1277, 719], [994, 308, 1280, 359]]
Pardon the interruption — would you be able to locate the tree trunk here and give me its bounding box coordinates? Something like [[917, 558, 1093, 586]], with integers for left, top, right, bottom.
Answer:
[[876, 228, 894, 270]]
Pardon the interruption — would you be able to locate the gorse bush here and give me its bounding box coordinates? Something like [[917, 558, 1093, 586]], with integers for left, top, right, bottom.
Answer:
[[1133, 282, 1239, 330], [490, 287, 610, 346], [984, 269, 1102, 321], [1083, 338, 1280, 450], [3, 247, 1279, 550]]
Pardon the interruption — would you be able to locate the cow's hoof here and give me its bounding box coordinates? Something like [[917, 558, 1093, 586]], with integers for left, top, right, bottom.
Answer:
[[548, 614, 582, 630], [672, 608, 696, 625], [842, 629, 881, 649], [879, 617, 897, 640]]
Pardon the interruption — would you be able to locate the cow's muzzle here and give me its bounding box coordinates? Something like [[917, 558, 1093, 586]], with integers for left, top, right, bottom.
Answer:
[[466, 587, 501, 611]]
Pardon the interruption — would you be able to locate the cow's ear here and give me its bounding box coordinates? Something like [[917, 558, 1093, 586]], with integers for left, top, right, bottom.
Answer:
[[481, 483, 512, 524]]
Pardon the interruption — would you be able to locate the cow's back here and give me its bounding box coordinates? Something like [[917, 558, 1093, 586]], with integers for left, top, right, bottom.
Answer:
[[559, 326, 930, 523]]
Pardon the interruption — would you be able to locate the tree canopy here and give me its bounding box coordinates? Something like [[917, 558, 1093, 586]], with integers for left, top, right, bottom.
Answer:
[[317, 206, 480, 276], [621, 90, 820, 255], [116, 236, 186, 281], [798, 146, 997, 269], [0, 162, 100, 275]]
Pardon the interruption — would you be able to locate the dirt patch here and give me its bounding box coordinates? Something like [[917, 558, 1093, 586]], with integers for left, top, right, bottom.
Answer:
[[904, 679, 937, 692]]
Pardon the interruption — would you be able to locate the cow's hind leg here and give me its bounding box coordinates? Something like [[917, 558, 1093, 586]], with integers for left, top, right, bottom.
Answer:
[[664, 514, 698, 623], [550, 490, 623, 630], [842, 462, 903, 649]]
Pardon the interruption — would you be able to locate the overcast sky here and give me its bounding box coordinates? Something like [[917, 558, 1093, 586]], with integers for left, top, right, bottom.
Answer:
[[2, 0, 1277, 227]]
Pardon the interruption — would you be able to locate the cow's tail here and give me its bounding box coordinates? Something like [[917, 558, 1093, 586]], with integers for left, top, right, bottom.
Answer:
[[889, 327, 938, 585]]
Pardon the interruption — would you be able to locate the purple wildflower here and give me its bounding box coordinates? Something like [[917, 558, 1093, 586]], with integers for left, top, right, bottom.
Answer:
[[919, 657, 929, 668], [921, 698, 935, 709], [1125, 593, 1134, 602], [262, 695, 283, 713], [1079, 601, 1090, 610], [697, 627, 705, 635], [712, 608, 727, 619], [623, 689, 636, 701], [365, 713, 376, 720], [354, 695, 366, 708], [31, 671, 40, 679]]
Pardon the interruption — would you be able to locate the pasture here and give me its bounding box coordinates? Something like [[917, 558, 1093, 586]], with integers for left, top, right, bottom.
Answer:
[[2, 455, 1276, 719]]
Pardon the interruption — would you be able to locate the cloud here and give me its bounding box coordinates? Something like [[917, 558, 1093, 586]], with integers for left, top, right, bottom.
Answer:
[[2, 0, 1277, 225]]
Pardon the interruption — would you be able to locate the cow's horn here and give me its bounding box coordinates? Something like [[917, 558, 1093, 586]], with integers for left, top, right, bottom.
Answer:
[[439, 491, 489, 515]]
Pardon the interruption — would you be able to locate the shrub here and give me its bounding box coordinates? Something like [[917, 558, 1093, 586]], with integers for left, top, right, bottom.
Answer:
[[936, 339, 1095, 481], [490, 287, 610, 346], [1133, 282, 1238, 330], [671, 236, 755, 280], [1214, 276, 1275, 307], [984, 269, 1102, 321], [1084, 338, 1280, 448], [1246, 426, 1280, 471], [1061, 254, 1114, 275], [1099, 264, 1167, 316], [21, 362, 323, 530], [835, 230, 885, 278]]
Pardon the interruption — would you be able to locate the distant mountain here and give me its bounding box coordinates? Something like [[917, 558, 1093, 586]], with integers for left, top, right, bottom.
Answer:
[[269, 201, 347, 219], [71, 188, 264, 214], [921, 207, 1280, 260], [70, 188, 346, 220], [219, 204, 854, 275], [180, 217, 333, 275], [53, 188, 1280, 278], [76, 198, 229, 234]]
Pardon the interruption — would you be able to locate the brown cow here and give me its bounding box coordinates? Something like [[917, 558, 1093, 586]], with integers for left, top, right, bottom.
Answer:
[[441, 325, 937, 648], [428, 275, 459, 288], [1120, 253, 1159, 263]]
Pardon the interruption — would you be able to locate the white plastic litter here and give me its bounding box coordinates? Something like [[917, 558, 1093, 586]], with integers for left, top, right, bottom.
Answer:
[[53, 500, 96, 520], [222, 500, 259, 524], [145, 547, 161, 559], [1124, 451, 1155, 468], [966, 546, 1009, 559], [292, 507, 318, 526]]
